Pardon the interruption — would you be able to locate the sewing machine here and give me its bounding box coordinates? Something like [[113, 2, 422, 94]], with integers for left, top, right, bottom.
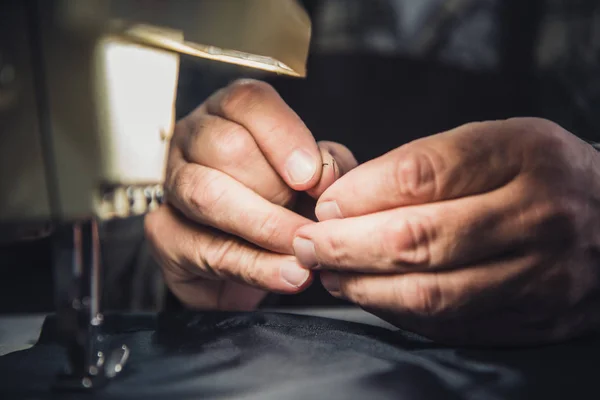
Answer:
[[0, 0, 310, 391]]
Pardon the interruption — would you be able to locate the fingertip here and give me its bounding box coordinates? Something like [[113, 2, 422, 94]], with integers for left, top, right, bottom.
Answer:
[[280, 260, 313, 290], [284, 148, 322, 190], [307, 141, 358, 201], [315, 201, 343, 221], [318, 141, 358, 175], [320, 271, 341, 295], [292, 236, 319, 269], [306, 147, 337, 198]]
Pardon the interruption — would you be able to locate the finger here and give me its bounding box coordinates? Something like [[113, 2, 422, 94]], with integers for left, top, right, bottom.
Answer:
[[145, 206, 313, 300], [318, 141, 359, 177], [295, 181, 532, 272], [316, 120, 524, 220], [166, 154, 311, 254], [307, 141, 358, 199], [319, 251, 537, 320], [206, 79, 322, 191], [179, 111, 292, 205]]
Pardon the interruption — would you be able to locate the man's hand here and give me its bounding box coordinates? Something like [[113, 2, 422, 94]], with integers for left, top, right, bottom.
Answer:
[[294, 118, 600, 345], [145, 80, 356, 311]]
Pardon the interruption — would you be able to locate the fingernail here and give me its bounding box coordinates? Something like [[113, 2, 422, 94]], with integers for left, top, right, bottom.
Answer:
[[293, 237, 319, 269], [281, 262, 310, 288], [315, 201, 342, 221], [321, 272, 340, 293], [286, 149, 317, 184]]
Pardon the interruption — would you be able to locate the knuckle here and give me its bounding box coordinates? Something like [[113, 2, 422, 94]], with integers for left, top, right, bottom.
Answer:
[[507, 118, 568, 157], [220, 79, 273, 117], [322, 230, 350, 267], [383, 214, 434, 267], [390, 150, 438, 200], [398, 275, 443, 318], [508, 117, 562, 135], [238, 251, 264, 287], [253, 212, 286, 247], [207, 238, 263, 285], [532, 121, 565, 148], [460, 121, 485, 131], [204, 237, 237, 279], [534, 196, 580, 245], [189, 171, 228, 216], [166, 162, 194, 200], [341, 276, 371, 306], [212, 122, 256, 165], [172, 164, 227, 217]]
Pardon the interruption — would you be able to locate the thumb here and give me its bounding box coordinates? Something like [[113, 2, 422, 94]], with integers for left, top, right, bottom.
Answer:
[[306, 141, 358, 199]]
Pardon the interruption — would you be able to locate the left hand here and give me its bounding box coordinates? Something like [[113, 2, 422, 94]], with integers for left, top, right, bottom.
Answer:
[[293, 118, 600, 346]]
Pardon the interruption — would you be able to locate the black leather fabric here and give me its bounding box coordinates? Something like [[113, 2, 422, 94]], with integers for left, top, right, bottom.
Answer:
[[1, 312, 600, 399]]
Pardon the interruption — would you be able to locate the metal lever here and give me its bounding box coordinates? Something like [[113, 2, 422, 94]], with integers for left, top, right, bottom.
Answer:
[[52, 219, 128, 391]]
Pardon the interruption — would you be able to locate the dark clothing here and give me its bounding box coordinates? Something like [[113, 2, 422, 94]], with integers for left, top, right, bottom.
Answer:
[[2, 311, 600, 399]]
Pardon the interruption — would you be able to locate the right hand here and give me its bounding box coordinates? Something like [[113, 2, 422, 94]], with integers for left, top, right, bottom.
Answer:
[[145, 80, 357, 311]]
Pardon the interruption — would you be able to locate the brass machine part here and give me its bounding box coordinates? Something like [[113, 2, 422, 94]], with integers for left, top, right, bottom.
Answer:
[[0, 0, 311, 224]]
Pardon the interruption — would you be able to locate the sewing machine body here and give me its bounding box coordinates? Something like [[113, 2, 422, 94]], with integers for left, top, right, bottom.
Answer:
[[0, 0, 310, 390], [0, 0, 310, 223]]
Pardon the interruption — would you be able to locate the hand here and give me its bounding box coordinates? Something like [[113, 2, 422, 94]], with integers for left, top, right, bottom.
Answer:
[[145, 80, 357, 311], [294, 118, 600, 345]]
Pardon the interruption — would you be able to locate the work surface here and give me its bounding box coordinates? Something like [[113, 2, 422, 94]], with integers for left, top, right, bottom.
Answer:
[[0, 307, 394, 356], [1, 309, 599, 400]]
